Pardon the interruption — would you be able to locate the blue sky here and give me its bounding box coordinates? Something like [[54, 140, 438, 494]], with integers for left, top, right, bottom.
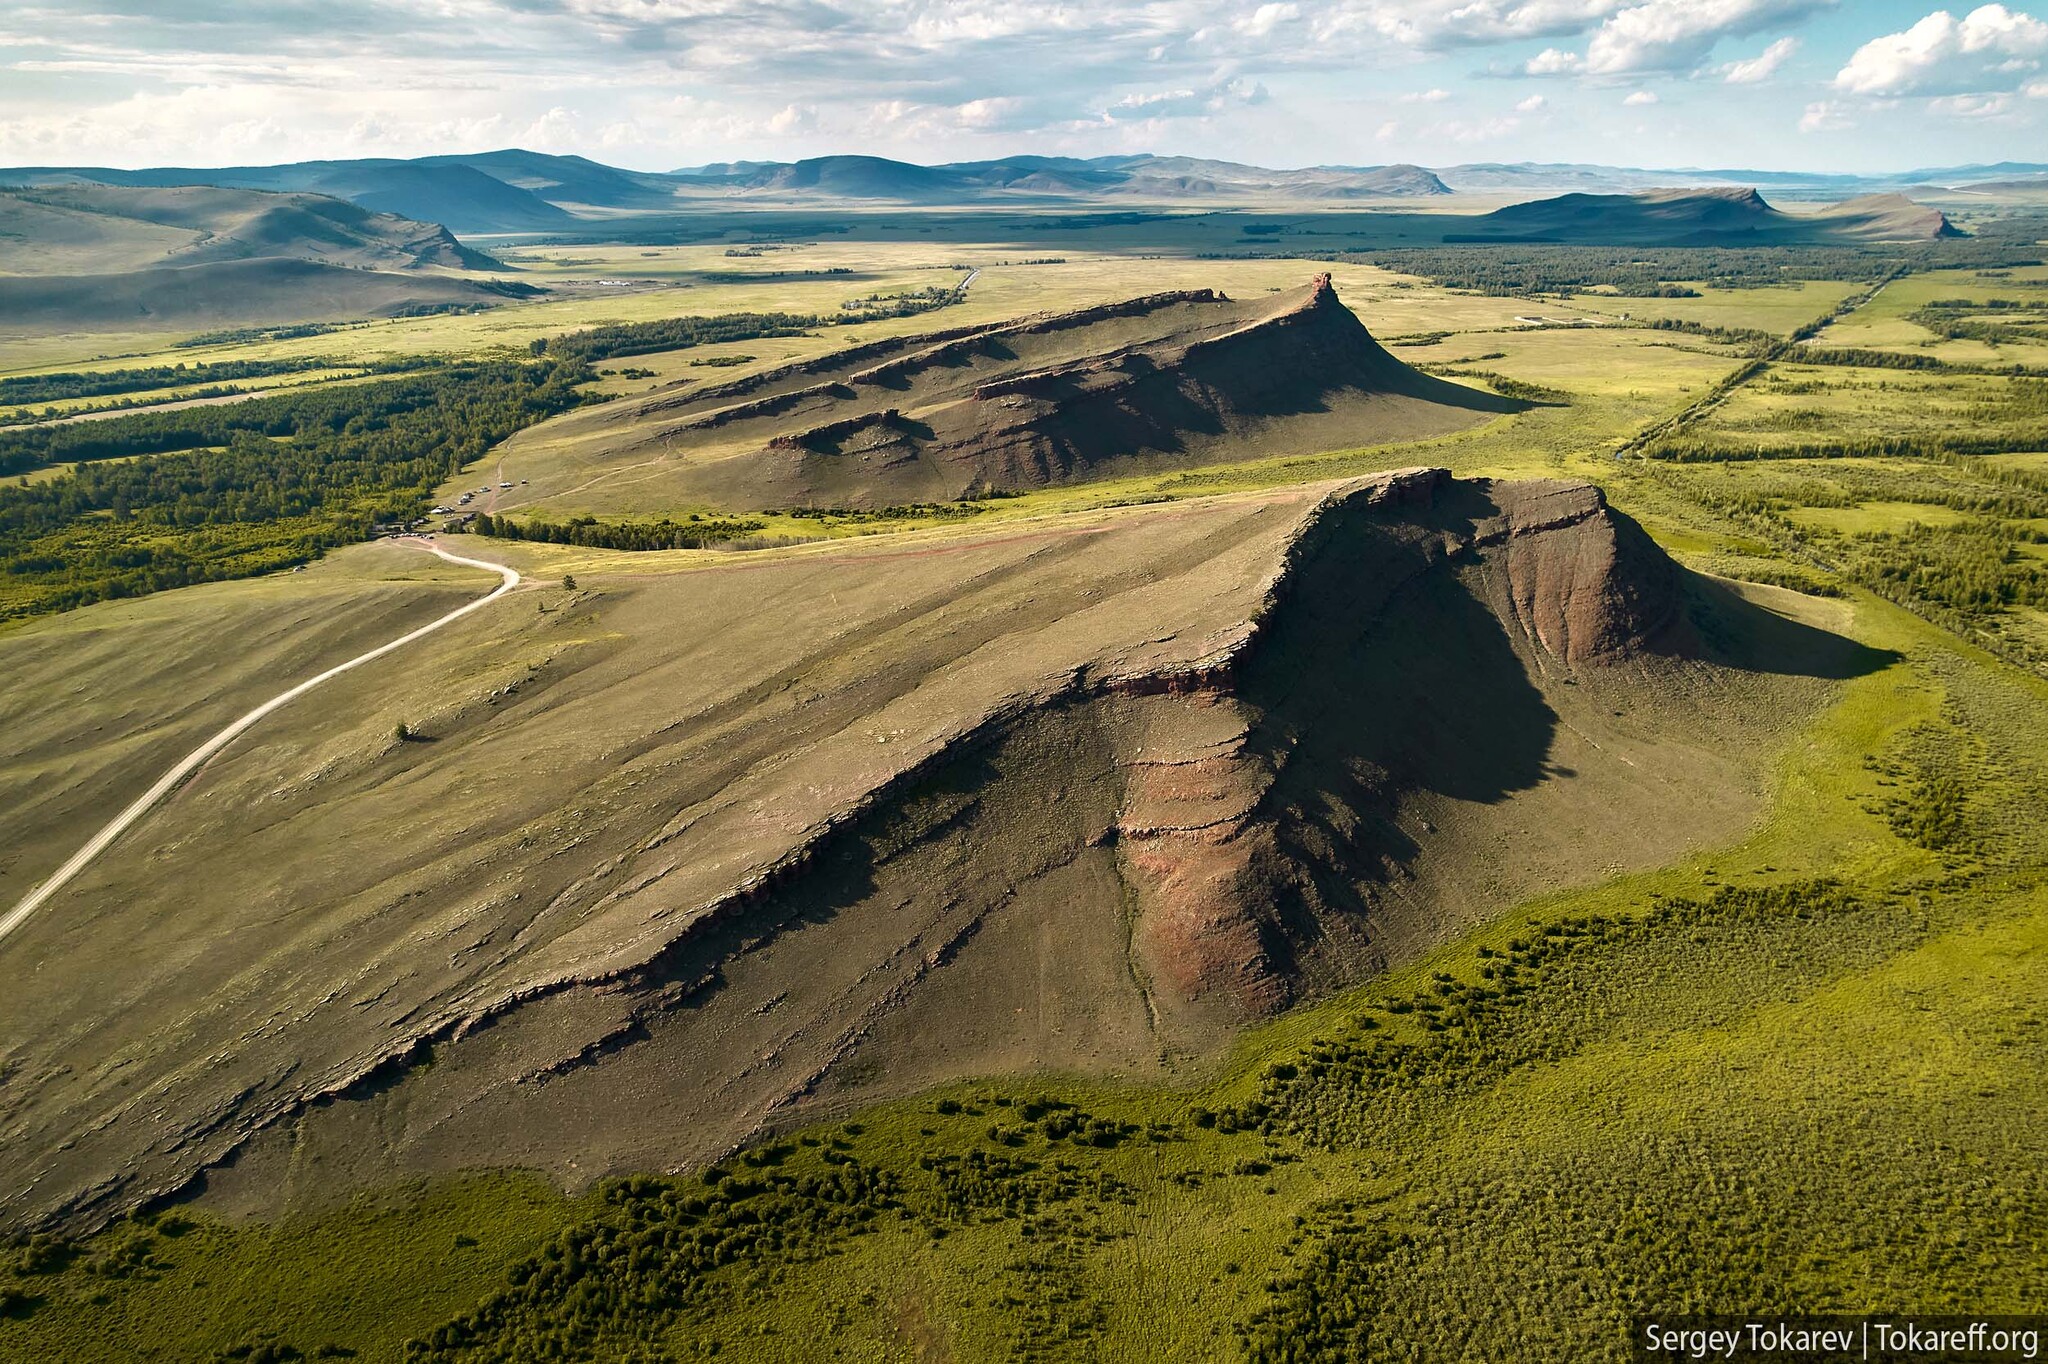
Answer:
[[0, 2, 2042, 172]]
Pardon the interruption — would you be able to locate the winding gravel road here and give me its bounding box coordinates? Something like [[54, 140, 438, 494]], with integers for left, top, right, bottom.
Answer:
[[0, 543, 520, 948]]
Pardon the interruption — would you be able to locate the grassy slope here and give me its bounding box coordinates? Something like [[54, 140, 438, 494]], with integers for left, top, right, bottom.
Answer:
[[3, 248, 2045, 1361], [6, 583, 2040, 1363], [0, 543, 491, 907]]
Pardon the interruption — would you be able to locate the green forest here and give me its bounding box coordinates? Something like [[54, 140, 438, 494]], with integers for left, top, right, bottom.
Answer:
[[0, 359, 588, 620]]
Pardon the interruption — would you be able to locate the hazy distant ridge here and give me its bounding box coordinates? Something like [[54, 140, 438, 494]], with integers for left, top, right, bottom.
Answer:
[[7, 147, 2035, 234]]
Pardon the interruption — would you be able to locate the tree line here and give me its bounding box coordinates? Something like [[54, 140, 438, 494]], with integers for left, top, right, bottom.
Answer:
[[1293, 241, 2041, 299], [0, 361, 567, 478], [0, 359, 588, 620], [470, 512, 765, 551], [0, 357, 336, 408]]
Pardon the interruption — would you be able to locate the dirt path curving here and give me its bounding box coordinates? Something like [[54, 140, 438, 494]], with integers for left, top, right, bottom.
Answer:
[[0, 543, 520, 948]]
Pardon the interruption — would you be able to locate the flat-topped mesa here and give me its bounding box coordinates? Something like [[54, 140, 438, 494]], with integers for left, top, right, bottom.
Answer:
[[1, 463, 1804, 1236], [639, 325, 994, 417], [1460, 477, 1680, 664], [1110, 471, 1689, 1022], [644, 289, 1233, 420], [506, 273, 1537, 514], [1010, 287, 1227, 332]]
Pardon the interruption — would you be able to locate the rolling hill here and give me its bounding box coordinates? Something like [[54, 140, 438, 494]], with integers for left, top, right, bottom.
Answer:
[[0, 182, 498, 275], [0, 465, 1862, 1233], [3, 159, 579, 234], [1444, 187, 1961, 245], [499, 274, 1521, 512], [0, 183, 532, 335]]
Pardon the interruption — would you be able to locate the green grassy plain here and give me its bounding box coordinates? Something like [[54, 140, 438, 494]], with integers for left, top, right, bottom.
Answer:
[[1801, 264, 2048, 366]]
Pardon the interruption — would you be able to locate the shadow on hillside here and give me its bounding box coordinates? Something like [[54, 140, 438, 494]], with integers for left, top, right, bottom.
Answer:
[[1681, 574, 1900, 681], [1233, 476, 1897, 924]]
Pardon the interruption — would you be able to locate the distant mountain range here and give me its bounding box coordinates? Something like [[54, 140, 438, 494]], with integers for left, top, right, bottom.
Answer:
[[8, 149, 2043, 235], [1429, 160, 2048, 198], [669, 154, 1455, 202]]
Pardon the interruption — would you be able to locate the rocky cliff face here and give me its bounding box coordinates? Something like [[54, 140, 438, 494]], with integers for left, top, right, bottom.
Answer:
[[1094, 469, 1682, 1021], [4, 470, 1812, 1234]]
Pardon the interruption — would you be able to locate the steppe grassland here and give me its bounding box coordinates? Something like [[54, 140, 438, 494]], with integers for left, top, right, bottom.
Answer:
[[0, 243, 1535, 443], [6, 241, 2048, 1360], [1564, 278, 1862, 331], [1802, 263, 2048, 365]]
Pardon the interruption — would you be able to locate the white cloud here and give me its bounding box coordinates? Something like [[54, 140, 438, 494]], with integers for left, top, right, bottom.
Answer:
[[1319, 1, 1645, 51], [0, 0, 2033, 170], [856, 94, 1071, 140], [0, 79, 550, 164], [1623, 88, 1659, 104], [1102, 78, 1267, 123], [524, 105, 583, 151], [766, 103, 819, 135], [1413, 113, 1526, 142], [1586, 0, 1831, 73], [1234, 3, 1300, 38], [1723, 35, 1799, 82], [1799, 98, 1852, 131], [1835, 4, 2048, 96], [1521, 0, 1829, 78], [1928, 90, 2015, 114], [1525, 46, 1584, 73]]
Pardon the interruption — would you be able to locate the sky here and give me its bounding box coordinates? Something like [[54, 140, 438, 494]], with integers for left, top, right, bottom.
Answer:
[[0, 1, 2044, 173]]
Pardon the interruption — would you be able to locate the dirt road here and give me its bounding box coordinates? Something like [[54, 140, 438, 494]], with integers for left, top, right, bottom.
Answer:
[[0, 544, 520, 948]]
